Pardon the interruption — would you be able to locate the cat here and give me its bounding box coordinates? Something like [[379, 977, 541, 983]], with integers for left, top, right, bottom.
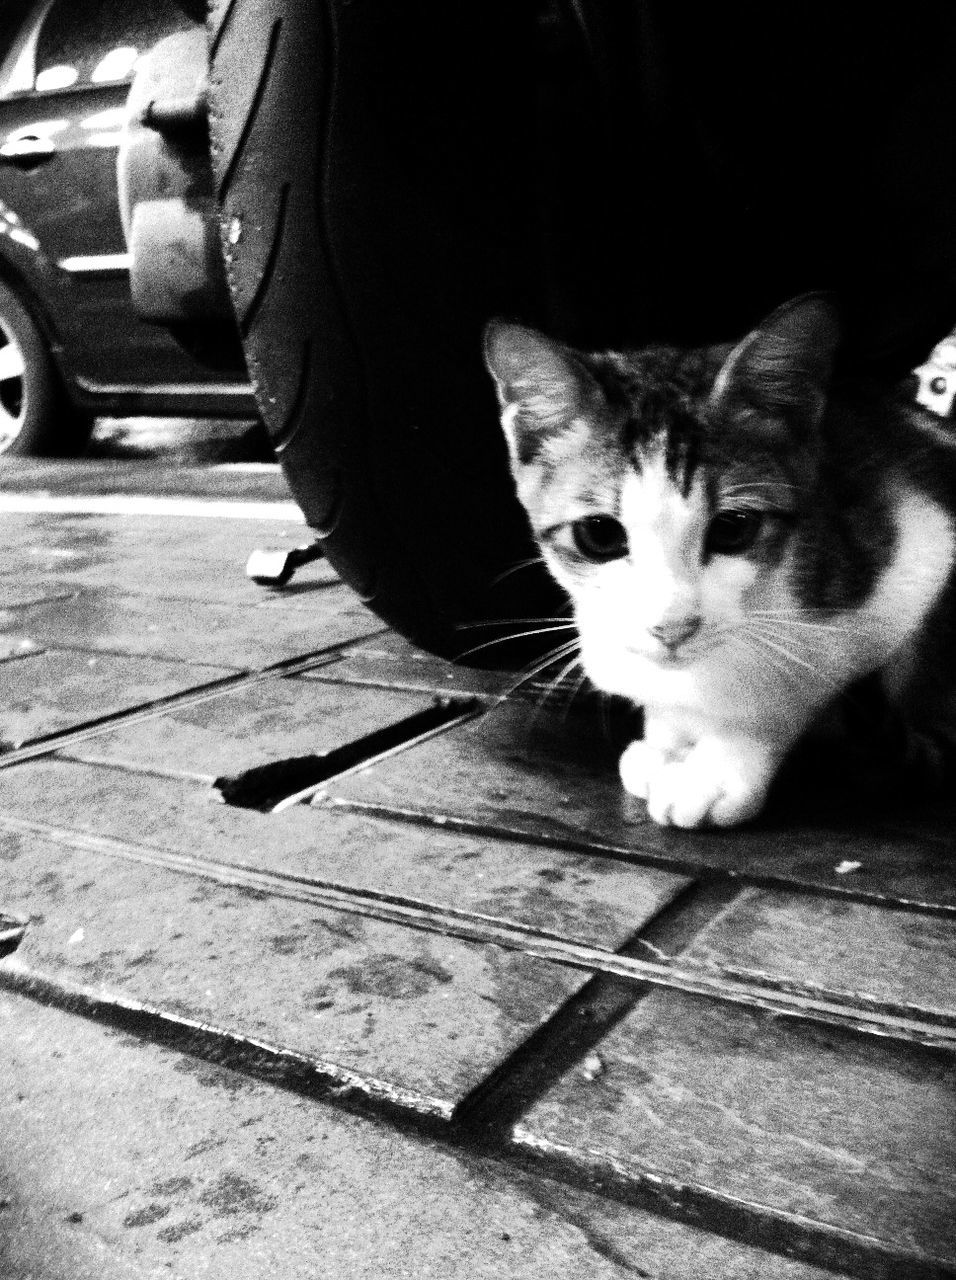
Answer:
[[483, 294, 956, 828]]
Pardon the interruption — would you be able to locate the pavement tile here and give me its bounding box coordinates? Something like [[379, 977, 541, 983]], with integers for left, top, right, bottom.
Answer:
[[0, 458, 291, 500], [0, 511, 331, 607], [303, 631, 515, 697], [0, 637, 39, 664], [0, 749, 686, 1106], [329, 698, 956, 906], [0, 760, 686, 950], [520, 989, 956, 1262], [683, 885, 956, 1011], [0, 471, 938, 1277], [0, 992, 840, 1280], [0, 649, 233, 749], [64, 679, 449, 780], [0, 585, 380, 670], [0, 583, 75, 608], [0, 829, 593, 1107]]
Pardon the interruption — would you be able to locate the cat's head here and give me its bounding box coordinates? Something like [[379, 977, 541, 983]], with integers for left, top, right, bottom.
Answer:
[[483, 295, 841, 700]]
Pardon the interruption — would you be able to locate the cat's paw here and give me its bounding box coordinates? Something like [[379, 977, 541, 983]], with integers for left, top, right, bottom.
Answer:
[[618, 739, 658, 801], [619, 733, 694, 800], [621, 737, 773, 829]]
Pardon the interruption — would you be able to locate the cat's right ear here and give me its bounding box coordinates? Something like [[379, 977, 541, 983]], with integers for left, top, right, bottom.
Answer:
[[709, 293, 840, 436], [483, 321, 587, 466]]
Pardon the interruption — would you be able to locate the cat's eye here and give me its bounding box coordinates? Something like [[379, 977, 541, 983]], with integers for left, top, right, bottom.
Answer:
[[706, 509, 763, 556], [570, 515, 628, 562]]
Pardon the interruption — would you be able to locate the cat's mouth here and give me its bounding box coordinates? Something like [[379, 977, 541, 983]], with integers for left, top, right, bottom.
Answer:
[[623, 643, 692, 668], [650, 648, 695, 669], [632, 634, 721, 668]]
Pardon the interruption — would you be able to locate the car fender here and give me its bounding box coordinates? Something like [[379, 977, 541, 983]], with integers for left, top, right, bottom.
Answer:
[[0, 194, 79, 359], [117, 25, 233, 327]]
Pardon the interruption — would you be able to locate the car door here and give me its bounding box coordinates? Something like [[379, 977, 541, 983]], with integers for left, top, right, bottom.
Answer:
[[0, 0, 242, 394]]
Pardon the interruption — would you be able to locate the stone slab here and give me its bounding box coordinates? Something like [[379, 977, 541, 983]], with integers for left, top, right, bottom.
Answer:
[[329, 698, 956, 907], [0, 991, 841, 1280], [0, 649, 234, 749], [0, 511, 297, 606], [684, 885, 956, 1012], [0, 510, 336, 608], [305, 630, 515, 697], [65, 680, 446, 781], [0, 637, 39, 664], [0, 583, 75, 609], [0, 586, 380, 670], [0, 829, 589, 1107], [0, 458, 290, 501], [522, 988, 956, 1262], [0, 760, 686, 951]]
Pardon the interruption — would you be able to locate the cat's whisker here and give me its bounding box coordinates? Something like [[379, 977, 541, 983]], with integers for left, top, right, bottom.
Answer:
[[735, 631, 810, 691], [747, 611, 844, 627], [743, 624, 817, 672], [536, 651, 583, 709], [750, 610, 851, 634], [454, 616, 575, 631], [490, 555, 549, 587], [453, 623, 577, 664], [491, 639, 582, 709], [747, 619, 851, 664], [743, 625, 844, 691], [524, 649, 586, 731], [560, 667, 593, 724], [746, 621, 823, 667]]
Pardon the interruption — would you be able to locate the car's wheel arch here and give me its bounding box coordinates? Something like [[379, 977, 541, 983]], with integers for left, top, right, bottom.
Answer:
[[0, 253, 73, 380], [0, 261, 95, 455]]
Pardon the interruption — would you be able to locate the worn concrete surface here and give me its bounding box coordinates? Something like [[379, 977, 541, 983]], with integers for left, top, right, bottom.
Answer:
[[0, 992, 840, 1280], [329, 694, 956, 906], [521, 988, 956, 1257], [0, 458, 953, 1279]]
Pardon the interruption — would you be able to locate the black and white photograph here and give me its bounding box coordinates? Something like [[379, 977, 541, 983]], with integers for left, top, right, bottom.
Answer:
[[0, 3, 953, 1277]]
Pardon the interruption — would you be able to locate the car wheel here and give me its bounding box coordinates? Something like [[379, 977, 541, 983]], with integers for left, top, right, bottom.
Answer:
[[205, 0, 566, 665], [0, 280, 92, 458]]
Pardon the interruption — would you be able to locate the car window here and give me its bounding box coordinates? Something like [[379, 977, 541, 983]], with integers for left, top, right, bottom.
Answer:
[[0, 0, 52, 99], [32, 0, 193, 95], [0, 1, 37, 65]]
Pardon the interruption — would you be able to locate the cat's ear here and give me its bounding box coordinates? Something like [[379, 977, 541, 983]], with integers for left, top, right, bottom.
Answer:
[[710, 293, 840, 433], [483, 321, 591, 465]]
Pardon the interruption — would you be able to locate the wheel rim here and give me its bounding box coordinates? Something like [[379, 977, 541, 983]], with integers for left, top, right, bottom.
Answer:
[[0, 321, 26, 452]]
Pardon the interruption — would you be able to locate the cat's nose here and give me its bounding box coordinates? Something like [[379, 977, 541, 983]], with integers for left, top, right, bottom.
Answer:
[[648, 615, 702, 651]]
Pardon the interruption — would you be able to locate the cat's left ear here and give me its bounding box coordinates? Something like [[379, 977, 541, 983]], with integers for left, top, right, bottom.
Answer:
[[483, 321, 592, 465], [710, 293, 841, 433]]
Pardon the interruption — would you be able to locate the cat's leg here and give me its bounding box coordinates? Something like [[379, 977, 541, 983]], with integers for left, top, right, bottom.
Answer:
[[622, 726, 781, 828], [618, 740, 656, 800], [619, 720, 696, 805]]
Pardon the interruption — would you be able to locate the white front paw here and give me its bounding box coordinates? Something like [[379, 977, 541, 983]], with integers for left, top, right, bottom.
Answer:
[[620, 737, 774, 829], [618, 739, 658, 801]]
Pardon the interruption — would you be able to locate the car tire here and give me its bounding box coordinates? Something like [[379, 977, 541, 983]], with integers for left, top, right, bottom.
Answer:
[[205, 0, 566, 665], [0, 279, 92, 458]]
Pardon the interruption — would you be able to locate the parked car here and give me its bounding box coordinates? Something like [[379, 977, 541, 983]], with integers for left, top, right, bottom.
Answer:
[[0, 0, 256, 458]]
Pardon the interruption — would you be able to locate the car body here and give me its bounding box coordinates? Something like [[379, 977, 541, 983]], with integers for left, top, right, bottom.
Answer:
[[0, 0, 256, 454]]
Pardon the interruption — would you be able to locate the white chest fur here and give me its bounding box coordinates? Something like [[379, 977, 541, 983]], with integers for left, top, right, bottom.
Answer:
[[867, 484, 955, 696]]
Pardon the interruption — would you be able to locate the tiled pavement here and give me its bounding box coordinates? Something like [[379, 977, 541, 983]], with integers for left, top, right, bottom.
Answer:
[[0, 465, 954, 1279]]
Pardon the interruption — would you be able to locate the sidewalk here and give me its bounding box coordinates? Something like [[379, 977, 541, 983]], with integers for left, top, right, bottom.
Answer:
[[0, 463, 953, 1279]]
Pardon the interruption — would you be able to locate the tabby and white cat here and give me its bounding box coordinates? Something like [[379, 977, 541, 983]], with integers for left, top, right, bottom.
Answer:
[[484, 296, 956, 828]]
